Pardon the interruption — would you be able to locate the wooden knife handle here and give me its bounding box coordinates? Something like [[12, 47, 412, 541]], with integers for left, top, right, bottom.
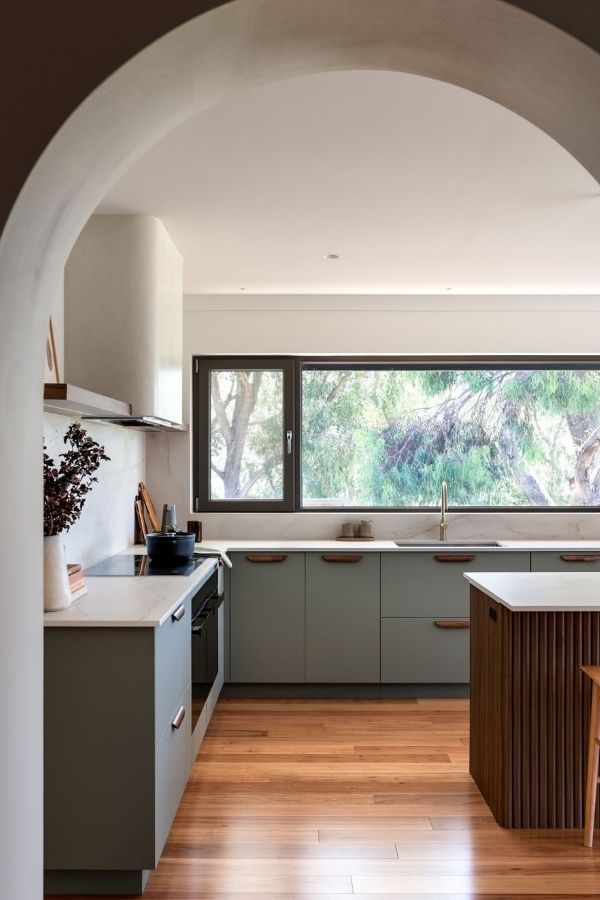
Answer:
[[560, 554, 600, 562], [434, 620, 470, 629], [246, 554, 288, 563], [322, 554, 363, 563], [434, 554, 476, 563]]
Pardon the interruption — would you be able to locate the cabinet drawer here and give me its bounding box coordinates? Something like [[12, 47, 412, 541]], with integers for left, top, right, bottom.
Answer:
[[230, 552, 305, 682], [381, 552, 529, 617], [381, 617, 470, 683], [155, 596, 191, 741], [306, 552, 380, 683], [155, 683, 191, 862], [531, 551, 600, 572]]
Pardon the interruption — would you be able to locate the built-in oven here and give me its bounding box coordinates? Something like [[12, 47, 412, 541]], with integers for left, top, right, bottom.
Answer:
[[190, 568, 222, 731]]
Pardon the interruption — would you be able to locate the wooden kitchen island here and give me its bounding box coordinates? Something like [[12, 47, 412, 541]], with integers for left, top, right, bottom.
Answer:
[[466, 571, 600, 829]]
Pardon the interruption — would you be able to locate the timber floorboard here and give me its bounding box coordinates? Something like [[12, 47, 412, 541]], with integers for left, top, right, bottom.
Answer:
[[48, 698, 600, 898]]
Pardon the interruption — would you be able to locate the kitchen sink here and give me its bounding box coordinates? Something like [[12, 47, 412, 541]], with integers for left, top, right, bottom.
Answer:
[[393, 540, 501, 548]]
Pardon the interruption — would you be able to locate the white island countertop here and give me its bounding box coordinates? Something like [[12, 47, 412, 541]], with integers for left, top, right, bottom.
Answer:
[[465, 571, 600, 612]]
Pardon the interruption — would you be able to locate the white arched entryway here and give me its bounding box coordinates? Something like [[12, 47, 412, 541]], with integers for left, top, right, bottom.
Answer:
[[1, 1, 598, 895]]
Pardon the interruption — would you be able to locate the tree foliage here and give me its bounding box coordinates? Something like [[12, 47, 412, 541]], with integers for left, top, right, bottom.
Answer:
[[210, 367, 600, 508]]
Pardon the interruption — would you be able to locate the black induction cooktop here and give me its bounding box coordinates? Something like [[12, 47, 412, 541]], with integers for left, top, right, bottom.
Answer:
[[85, 552, 211, 577]]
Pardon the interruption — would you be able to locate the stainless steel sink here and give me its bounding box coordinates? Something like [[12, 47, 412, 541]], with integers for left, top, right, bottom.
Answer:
[[393, 540, 501, 548]]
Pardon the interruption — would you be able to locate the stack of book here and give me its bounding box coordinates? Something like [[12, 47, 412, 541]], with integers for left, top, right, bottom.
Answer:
[[67, 564, 87, 601]]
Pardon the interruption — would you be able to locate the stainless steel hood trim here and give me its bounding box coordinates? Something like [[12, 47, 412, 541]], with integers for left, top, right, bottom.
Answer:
[[81, 415, 188, 432]]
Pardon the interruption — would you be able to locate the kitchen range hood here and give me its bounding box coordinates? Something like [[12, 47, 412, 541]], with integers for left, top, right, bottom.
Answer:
[[65, 215, 185, 433]]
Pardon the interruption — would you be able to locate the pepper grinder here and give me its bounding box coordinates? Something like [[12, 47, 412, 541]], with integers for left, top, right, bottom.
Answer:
[[160, 504, 178, 533]]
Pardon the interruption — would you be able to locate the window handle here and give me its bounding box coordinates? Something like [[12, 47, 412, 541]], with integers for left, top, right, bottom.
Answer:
[[286, 429, 293, 454]]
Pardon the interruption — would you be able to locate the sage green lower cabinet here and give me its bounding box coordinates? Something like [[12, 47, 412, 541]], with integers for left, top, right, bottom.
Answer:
[[230, 552, 306, 682], [44, 601, 192, 895], [381, 551, 530, 618], [531, 551, 600, 572], [380, 551, 529, 685], [381, 618, 470, 683], [306, 552, 380, 682]]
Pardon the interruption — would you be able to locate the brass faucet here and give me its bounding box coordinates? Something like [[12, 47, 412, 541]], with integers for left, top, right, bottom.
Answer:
[[439, 481, 449, 541]]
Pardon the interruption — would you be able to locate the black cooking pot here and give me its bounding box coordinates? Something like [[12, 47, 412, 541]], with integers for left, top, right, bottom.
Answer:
[[146, 532, 195, 565]]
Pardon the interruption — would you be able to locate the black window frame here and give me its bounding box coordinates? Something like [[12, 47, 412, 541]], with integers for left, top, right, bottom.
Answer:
[[193, 354, 600, 513], [193, 356, 295, 512]]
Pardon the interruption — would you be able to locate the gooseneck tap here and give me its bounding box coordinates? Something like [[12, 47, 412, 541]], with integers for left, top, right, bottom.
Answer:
[[439, 481, 449, 541]]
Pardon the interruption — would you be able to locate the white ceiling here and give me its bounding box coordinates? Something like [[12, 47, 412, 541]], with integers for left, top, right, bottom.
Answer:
[[98, 70, 600, 294]]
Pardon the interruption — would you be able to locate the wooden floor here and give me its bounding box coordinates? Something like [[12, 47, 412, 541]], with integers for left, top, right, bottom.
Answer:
[[67, 698, 600, 898]]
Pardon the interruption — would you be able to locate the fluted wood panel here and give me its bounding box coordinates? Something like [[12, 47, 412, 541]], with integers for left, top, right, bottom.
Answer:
[[470, 587, 600, 828]]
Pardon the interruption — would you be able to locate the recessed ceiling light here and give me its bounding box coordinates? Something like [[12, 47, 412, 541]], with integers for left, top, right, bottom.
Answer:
[[322, 253, 340, 260]]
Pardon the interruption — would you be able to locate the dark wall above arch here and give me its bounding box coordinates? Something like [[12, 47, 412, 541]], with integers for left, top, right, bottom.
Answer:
[[0, 0, 598, 233], [506, 0, 600, 53]]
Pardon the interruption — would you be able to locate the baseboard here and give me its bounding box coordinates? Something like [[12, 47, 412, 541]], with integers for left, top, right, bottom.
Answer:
[[44, 868, 150, 895], [221, 683, 470, 699]]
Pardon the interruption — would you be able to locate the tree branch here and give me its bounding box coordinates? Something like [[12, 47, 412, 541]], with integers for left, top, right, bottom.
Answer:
[[237, 465, 268, 499], [211, 378, 233, 446]]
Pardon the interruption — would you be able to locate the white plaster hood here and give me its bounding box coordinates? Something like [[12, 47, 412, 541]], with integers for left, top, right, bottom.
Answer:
[[64, 215, 184, 430]]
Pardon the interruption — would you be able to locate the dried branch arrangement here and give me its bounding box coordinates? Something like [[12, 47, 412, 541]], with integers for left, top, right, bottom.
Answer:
[[44, 423, 110, 536]]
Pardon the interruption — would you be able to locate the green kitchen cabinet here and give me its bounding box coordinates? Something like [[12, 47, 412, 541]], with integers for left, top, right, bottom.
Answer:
[[230, 552, 306, 682], [381, 551, 530, 618], [381, 617, 470, 683], [380, 551, 529, 685], [306, 552, 380, 682], [531, 551, 600, 572], [44, 595, 193, 895]]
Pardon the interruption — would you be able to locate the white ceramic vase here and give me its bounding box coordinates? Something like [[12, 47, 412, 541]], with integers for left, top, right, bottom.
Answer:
[[43, 534, 72, 611]]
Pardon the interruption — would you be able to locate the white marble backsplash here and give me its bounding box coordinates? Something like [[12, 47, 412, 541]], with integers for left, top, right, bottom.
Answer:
[[187, 510, 600, 542], [43, 413, 146, 568]]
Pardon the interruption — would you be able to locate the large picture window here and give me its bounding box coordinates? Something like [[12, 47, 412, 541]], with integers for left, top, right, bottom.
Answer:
[[193, 358, 600, 512]]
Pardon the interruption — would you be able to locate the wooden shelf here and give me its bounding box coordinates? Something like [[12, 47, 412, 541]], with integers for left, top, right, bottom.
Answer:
[[43, 383, 131, 418]]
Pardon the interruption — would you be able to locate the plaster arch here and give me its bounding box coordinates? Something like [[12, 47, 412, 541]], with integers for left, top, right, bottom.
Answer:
[[1, 1, 599, 896]]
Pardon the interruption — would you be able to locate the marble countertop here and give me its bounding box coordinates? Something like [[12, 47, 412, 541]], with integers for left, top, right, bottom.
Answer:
[[43, 554, 218, 628], [465, 571, 600, 611], [43, 539, 600, 628]]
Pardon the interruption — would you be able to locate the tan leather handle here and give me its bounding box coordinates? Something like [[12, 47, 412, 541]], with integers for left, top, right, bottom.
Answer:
[[434, 554, 476, 563], [171, 604, 186, 622], [322, 554, 363, 563], [246, 554, 288, 563], [560, 554, 600, 562], [434, 620, 470, 629], [171, 706, 186, 729]]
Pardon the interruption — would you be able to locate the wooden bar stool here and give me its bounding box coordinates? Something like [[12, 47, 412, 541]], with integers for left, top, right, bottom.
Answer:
[[582, 666, 600, 846]]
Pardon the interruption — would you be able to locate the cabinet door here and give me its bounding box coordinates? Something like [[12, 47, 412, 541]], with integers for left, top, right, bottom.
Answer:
[[155, 684, 191, 862], [381, 551, 530, 618], [230, 552, 305, 682], [531, 551, 600, 572], [155, 595, 191, 742], [381, 617, 470, 683], [306, 553, 380, 683]]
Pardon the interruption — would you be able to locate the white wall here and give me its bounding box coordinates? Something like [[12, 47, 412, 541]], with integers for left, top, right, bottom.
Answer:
[[146, 293, 600, 541], [44, 414, 146, 568]]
